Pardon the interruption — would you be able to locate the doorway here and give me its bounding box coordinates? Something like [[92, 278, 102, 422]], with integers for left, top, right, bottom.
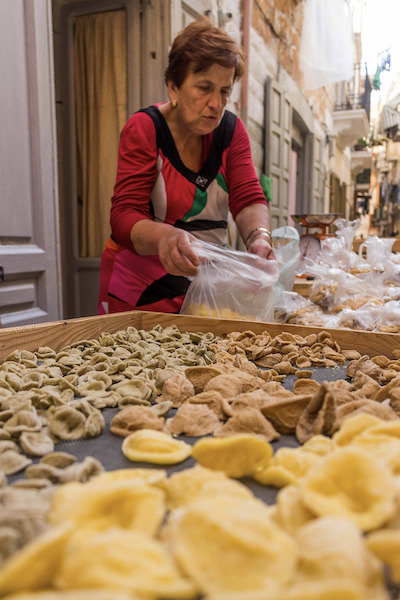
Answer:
[[52, 0, 169, 318], [330, 173, 347, 216], [73, 9, 127, 260]]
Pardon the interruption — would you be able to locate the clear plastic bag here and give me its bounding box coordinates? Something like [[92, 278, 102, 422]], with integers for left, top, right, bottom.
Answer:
[[335, 217, 361, 251], [180, 240, 279, 322], [271, 226, 300, 292], [358, 236, 395, 270], [276, 217, 400, 332], [337, 300, 385, 331], [379, 300, 400, 332], [274, 290, 341, 329]]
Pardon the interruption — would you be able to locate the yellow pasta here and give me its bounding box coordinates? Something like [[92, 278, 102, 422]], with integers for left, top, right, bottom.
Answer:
[[192, 434, 273, 478], [49, 478, 165, 535], [122, 429, 192, 465], [299, 448, 397, 531]]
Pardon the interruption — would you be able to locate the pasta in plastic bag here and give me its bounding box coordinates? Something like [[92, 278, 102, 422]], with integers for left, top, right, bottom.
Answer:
[[180, 240, 279, 322]]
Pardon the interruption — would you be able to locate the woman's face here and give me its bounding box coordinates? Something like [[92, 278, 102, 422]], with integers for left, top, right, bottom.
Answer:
[[168, 63, 235, 136]]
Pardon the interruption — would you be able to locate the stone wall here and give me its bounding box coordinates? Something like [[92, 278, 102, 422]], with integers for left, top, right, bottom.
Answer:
[[214, 0, 353, 213], [252, 0, 303, 86]]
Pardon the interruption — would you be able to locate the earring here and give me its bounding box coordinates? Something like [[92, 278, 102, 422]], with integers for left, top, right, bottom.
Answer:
[[171, 100, 177, 108]]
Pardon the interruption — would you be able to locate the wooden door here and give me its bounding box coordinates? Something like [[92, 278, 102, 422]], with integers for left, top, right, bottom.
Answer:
[[264, 77, 292, 229], [0, 1, 62, 327], [171, 0, 212, 37], [292, 133, 326, 225]]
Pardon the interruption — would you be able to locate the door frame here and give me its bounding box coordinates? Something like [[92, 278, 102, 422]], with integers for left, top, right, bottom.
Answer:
[[52, 0, 210, 319], [53, 0, 145, 319]]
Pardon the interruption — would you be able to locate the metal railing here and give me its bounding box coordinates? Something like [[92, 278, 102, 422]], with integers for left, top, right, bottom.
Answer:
[[334, 63, 371, 120]]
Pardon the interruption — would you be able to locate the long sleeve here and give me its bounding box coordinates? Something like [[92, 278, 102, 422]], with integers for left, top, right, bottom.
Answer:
[[110, 112, 158, 251], [225, 117, 268, 219]]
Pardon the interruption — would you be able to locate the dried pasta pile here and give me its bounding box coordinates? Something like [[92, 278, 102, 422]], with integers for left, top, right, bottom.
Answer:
[[0, 324, 400, 599]]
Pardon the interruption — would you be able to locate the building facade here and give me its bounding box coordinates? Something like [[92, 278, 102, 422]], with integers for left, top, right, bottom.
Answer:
[[0, 0, 370, 326]]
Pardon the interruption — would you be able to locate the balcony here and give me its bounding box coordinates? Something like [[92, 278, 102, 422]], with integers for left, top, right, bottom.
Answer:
[[333, 63, 371, 149], [350, 147, 372, 175], [333, 94, 370, 148]]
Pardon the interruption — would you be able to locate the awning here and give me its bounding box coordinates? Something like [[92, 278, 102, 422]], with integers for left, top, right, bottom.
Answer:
[[379, 92, 400, 133]]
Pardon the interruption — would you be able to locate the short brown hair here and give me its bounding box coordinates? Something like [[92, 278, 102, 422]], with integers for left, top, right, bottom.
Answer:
[[165, 18, 245, 88]]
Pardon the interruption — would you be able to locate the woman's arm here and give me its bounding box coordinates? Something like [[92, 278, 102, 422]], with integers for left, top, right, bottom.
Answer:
[[110, 113, 159, 251], [234, 203, 275, 260], [226, 118, 275, 259]]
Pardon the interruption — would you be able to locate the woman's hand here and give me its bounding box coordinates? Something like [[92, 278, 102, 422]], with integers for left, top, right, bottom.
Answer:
[[130, 220, 200, 276], [158, 228, 200, 276], [247, 235, 276, 260]]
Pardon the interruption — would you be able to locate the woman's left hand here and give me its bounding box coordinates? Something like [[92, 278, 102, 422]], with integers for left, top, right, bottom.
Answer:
[[247, 236, 275, 260]]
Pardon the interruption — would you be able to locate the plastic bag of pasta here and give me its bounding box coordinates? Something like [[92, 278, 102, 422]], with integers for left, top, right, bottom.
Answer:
[[180, 240, 279, 322]]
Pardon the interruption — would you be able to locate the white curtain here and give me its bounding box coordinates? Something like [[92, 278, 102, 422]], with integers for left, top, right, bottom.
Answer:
[[300, 0, 355, 90], [73, 10, 127, 257]]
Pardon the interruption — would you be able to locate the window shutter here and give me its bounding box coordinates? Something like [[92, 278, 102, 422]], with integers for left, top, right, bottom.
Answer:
[[310, 133, 325, 213], [264, 77, 292, 229]]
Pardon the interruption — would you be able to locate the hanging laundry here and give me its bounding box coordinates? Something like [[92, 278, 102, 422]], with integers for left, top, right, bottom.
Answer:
[[373, 65, 381, 90], [299, 0, 354, 90], [364, 64, 371, 95], [363, 64, 372, 118], [380, 51, 391, 72]]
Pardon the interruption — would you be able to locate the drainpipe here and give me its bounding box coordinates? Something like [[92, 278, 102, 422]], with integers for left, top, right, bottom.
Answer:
[[240, 0, 252, 128]]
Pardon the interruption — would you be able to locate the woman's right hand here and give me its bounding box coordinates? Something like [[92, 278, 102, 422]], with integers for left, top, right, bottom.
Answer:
[[158, 228, 200, 277]]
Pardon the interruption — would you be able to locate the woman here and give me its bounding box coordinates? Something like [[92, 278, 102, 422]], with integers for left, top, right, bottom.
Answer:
[[98, 18, 274, 315]]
